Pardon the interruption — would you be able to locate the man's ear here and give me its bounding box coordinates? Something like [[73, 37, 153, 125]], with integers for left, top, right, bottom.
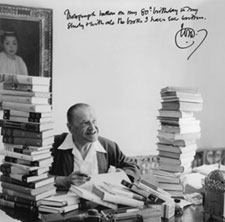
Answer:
[[67, 122, 72, 133]]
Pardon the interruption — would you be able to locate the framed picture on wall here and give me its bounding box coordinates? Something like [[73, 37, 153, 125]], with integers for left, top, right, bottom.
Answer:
[[0, 4, 53, 78]]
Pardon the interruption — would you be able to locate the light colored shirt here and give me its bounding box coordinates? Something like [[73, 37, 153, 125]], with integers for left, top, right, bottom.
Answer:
[[57, 133, 106, 176], [0, 51, 28, 75]]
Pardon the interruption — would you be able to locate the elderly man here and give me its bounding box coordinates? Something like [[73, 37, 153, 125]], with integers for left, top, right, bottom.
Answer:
[[50, 103, 140, 188]]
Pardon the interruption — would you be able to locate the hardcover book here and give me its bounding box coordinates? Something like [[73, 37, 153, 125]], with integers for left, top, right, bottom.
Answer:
[[1, 127, 54, 139], [2, 101, 52, 113], [0, 74, 51, 85], [3, 109, 52, 118]]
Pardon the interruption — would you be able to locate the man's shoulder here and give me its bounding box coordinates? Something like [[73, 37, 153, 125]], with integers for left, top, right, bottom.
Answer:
[[54, 132, 68, 148]]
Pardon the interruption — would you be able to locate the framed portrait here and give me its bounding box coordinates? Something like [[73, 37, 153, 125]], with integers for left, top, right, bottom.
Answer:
[[0, 4, 53, 78]]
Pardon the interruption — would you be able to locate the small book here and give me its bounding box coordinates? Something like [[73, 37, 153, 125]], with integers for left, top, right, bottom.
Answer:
[[158, 149, 197, 159], [2, 150, 52, 161], [1, 89, 51, 98], [1, 127, 54, 139], [4, 156, 53, 167], [157, 143, 197, 154], [4, 143, 52, 152], [160, 86, 199, 94], [2, 187, 56, 201], [157, 130, 201, 141], [160, 123, 201, 134], [2, 95, 50, 105], [4, 146, 51, 156], [157, 116, 197, 126], [154, 174, 181, 184], [39, 192, 80, 207], [0, 74, 51, 85], [1, 181, 55, 196], [70, 185, 118, 210], [5, 116, 53, 124], [158, 182, 184, 192], [159, 156, 195, 166], [0, 175, 54, 189], [0, 198, 38, 212], [0, 163, 50, 176], [157, 137, 196, 147], [0, 120, 54, 132], [2, 101, 52, 113], [2, 135, 54, 147], [3, 82, 50, 93], [161, 101, 203, 112], [38, 203, 80, 214], [3, 109, 52, 118], [92, 183, 144, 208], [158, 109, 194, 118], [9, 172, 49, 183], [159, 162, 192, 174]]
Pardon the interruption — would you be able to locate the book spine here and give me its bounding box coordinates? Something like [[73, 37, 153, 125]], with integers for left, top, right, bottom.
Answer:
[[1, 120, 42, 132], [3, 109, 46, 118], [0, 175, 36, 188], [1, 182, 33, 195], [4, 156, 42, 167], [121, 180, 158, 202], [1, 128, 43, 139], [2, 193, 37, 206], [3, 136, 44, 146], [0, 198, 38, 212]]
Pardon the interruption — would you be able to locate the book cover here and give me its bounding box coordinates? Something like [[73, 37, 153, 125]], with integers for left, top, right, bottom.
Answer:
[[70, 185, 118, 210], [1, 127, 54, 139], [157, 143, 197, 154], [158, 109, 194, 118], [39, 192, 80, 207], [159, 162, 192, 173], [2, 95, 50, 105], [1, 181, 55, 196], [3, 82, 50, 93], [4, 156, 53, 167], [0, 175, 54, 189], [92, 183, 144, 208], [3, 109, 52, 118], [158, 182, 183, 191], [0, 73, 51, 85], [0, 120, 54, 132], [2, 187, 56, 201], [2, 135, 54, 147], [2, 101, 52, 113], [154, 174, 181, 184]]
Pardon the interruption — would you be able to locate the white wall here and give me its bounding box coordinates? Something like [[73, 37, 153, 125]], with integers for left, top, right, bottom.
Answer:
[[1, 0, 225, 156]]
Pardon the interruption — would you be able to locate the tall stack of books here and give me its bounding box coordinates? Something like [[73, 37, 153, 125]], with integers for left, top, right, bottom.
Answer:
[[154, 86, 203, 198], [0, 74, 56, 212]]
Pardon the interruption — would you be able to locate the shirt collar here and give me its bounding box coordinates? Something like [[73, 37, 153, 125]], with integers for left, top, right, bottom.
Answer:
[[57, 133, 106, 153]]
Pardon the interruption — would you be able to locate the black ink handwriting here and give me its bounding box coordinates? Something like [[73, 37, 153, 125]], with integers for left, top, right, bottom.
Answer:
[[64, 9, 96, 21], [175, 23, 208, 60]]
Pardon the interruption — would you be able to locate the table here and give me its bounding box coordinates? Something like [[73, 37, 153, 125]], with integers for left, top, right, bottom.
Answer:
[[0, 204, 208, 222]]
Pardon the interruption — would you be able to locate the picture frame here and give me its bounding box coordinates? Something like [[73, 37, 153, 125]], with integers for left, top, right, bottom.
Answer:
[[0, 4, 53, 78]]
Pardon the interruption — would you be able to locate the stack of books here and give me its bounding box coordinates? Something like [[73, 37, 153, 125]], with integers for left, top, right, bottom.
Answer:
[[155, 86, 203, 198], [0, 74, 56, 212]]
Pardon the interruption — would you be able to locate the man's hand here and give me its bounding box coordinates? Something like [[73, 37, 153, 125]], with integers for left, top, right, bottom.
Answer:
[[68, 171, 91, 186]]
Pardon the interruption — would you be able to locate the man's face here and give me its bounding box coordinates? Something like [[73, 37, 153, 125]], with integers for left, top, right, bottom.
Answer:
[[68, 106, 99, 145]]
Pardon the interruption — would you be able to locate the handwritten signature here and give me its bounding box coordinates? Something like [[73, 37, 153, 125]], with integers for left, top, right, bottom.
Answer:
[[175, 23, 208, 60]]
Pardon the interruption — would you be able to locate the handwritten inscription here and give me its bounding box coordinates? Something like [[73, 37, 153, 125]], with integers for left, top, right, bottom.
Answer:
[[64, 6, 206, 30], [64, 6, 207, 59], [175, 23, 208, 60]]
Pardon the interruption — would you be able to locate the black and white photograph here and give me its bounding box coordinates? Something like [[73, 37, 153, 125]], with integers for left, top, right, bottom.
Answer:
[[0, 0, 224, 221]]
